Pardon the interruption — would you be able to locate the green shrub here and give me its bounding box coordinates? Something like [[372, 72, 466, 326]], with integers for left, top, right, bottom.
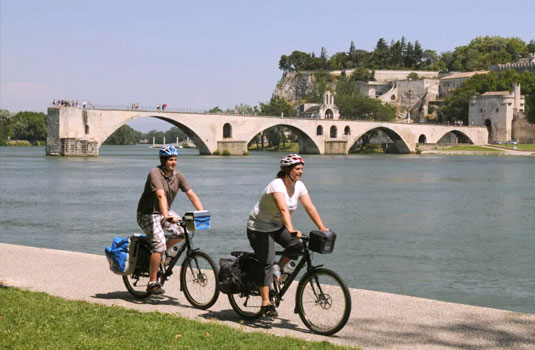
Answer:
[[222, 150, 231, 156], [212, 149, 220, 155]]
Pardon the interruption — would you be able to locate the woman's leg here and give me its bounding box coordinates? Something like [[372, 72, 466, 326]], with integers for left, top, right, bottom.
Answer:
[[273, 228, 303, 270], [247, 229, 275, 307]]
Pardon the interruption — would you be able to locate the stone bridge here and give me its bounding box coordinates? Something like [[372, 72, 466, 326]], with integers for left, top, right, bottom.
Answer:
[[46, 107, 488, 156]]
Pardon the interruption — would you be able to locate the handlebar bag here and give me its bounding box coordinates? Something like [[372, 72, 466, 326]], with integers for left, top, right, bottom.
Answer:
[[309, 230, 337, 254]]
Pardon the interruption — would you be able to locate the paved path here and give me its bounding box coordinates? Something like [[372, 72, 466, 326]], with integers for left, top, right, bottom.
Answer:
[[1, 243, 534, 350]]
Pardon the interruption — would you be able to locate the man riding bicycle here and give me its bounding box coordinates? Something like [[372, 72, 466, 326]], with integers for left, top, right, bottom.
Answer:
[[246, 154, 329, 317], [137, 145, 204, 295]]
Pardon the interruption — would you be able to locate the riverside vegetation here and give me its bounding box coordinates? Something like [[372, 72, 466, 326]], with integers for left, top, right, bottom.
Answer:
[[0, 287, 356, 350]]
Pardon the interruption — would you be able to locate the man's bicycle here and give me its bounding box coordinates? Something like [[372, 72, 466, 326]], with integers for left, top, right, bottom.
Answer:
[[123, 214, 220, 310], [227, 232, 351, 336]]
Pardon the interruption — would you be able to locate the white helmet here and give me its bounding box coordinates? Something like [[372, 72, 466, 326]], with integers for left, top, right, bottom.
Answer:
[[280, 154, 304, 168]]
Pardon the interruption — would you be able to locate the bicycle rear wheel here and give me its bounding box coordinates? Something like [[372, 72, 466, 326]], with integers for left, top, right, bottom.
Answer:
[[228, 291, 264, 320], [123, 269, 152, 299], [296, 268, 351, 336], [180, 251, 220, 309]]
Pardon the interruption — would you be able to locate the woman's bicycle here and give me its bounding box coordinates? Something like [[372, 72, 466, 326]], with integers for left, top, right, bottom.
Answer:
[[227, 232, 351, 336], [123, 214, 220, 310]]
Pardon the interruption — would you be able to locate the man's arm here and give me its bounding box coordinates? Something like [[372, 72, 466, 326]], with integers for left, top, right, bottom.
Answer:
[[185, 189, 204, 211], [156, 189, 172, 219]]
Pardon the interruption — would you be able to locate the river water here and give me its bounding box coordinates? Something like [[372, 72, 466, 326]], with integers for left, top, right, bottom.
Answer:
[[0, 146, 534, 313]]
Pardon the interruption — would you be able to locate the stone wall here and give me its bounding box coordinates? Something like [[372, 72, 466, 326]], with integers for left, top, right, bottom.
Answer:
[[512, 118, 535, 143], [46, 108, 61, 155], [324, 140, 347, 154], [216, 140, 247, 155]]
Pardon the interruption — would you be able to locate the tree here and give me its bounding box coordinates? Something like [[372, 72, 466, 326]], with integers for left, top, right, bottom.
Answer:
[[438, 70, 535, 124], [207, 106, 223, 113], [11, 111, 47, 144], [0, 109, 12, 145], [259, 95, 296, 117], [104, 124, 142, 145], [528, 40, 535, 53], [373, 38, 390, 68]]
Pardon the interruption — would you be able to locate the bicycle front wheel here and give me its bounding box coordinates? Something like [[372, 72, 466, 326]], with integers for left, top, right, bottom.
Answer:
[[228, 291, 264, 320], [180, 251, 220, 309], [296, 268, 351, 336]]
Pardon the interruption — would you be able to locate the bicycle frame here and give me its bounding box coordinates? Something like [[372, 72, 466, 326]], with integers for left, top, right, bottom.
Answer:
[[272, 238, 324, 306], [158, 221, 199, 289]]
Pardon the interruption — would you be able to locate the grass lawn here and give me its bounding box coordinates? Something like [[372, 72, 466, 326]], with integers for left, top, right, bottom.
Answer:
[[492, 144, 535, 151], [0, 287, 357, 350], [441, 145, 503, 152]]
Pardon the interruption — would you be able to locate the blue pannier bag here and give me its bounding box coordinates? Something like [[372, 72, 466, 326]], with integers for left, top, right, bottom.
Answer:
[[104, 234, 146, 275], [184, 210, 211, 231]]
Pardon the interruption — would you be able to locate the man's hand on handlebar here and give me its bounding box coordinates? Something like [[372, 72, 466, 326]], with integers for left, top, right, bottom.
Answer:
[[166, 216, 180, 224]]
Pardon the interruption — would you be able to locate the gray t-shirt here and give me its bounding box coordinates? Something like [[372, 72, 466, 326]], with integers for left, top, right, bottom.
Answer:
[[247, 178, 308, 232], [137, 166, 191, 214]]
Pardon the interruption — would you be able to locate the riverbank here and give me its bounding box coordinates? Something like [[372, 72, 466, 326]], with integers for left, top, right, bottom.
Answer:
[[422, 145, 535, 157], [1, 243, 533, 350]]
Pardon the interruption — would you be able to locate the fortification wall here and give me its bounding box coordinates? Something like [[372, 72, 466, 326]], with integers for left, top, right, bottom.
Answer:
[[512, 118, 535, 143]]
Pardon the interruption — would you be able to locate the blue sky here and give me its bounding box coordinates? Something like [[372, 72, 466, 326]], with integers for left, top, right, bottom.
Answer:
[[1, 0, 534, 131]]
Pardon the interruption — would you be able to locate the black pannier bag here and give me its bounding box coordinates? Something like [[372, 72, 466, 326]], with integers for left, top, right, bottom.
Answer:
[[218, 255, 241, 294], [309, 230, 337, 254], [218, 252, 259, 294]]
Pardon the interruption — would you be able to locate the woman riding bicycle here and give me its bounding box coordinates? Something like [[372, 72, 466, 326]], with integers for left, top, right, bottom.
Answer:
[[247, 154, 329, 317], [137, 145, 204, 295]]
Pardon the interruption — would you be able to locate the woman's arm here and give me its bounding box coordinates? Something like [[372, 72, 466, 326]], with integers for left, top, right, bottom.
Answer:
[[272, 192, 299, 235], [185, 189, 204, 211], [299, 193, 329, 231]]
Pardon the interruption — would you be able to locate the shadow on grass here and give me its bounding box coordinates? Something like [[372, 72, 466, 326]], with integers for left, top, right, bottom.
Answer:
[[92, 290, 198, 310]]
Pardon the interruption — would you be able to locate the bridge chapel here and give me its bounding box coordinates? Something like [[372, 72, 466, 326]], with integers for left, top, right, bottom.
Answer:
[[298, 91, 340, 120]]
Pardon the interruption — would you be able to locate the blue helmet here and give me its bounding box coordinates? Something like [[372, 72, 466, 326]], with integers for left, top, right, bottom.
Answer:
[[159, 145, 179, 157]]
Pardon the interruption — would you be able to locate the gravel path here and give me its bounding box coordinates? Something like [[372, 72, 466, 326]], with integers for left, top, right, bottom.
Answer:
[[1, 243, 533, 350]]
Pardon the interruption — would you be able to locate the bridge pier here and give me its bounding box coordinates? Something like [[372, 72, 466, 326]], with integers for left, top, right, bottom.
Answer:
[[324, 140, 347, 154], [46, 107, 99, 156], [216, 140, 247, 155]]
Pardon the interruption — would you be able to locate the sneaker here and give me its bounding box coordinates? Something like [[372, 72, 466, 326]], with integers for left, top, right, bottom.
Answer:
[[261, 303, 278, 318], [147, 282, 165, 295]]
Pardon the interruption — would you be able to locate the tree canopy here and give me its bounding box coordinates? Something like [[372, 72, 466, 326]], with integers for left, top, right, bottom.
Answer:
[[278, 36, 534, 73]]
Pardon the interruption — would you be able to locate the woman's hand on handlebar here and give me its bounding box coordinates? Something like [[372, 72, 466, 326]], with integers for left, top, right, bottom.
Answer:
[[290, 230, 302, 239]]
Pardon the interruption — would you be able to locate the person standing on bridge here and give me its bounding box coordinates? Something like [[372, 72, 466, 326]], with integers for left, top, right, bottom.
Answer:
[[136, 145, 205, 294], [246, 154, 329, 317]]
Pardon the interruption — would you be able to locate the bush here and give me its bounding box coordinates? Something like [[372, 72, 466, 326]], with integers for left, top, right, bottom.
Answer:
[[222, 150, 231, 156]]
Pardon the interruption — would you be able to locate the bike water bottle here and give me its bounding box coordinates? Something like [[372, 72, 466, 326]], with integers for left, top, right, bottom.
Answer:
[[281, 259, 297, 284], [164, 244, 179, 265]]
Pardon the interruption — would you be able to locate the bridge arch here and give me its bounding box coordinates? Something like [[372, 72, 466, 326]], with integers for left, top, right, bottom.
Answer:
[[344, 126, 351, 135], [437, 129, 474, 144], [351, 126, 411, 154], [100, 114, 212, 154], [247, 122, 321, 154], [418, 134, 427, 143]]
